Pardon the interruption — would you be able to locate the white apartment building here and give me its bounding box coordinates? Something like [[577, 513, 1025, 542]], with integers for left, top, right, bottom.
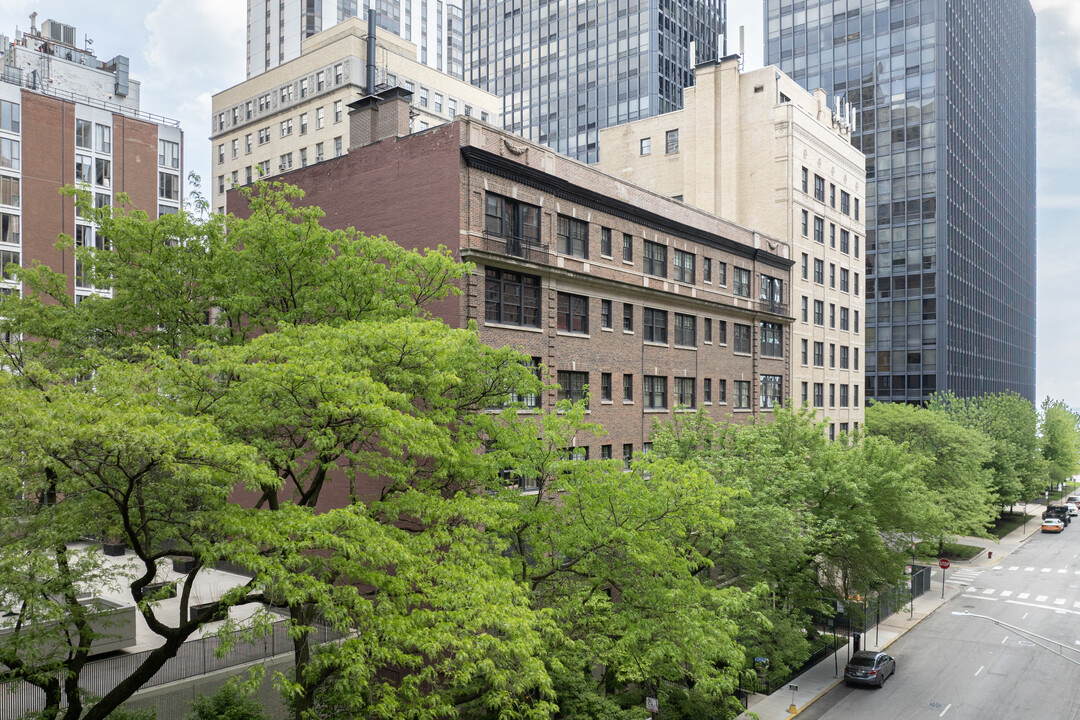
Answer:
[[247, 0, 464, 79], [212, 16, 500, 214], [595, 57, 866, 434]]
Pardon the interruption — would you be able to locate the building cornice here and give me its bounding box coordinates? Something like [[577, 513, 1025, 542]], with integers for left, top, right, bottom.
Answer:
[[460, 146, 794, 272]]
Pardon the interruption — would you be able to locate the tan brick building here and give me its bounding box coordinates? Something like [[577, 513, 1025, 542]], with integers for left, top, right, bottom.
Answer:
[[595, 58, 866, 436], [0, 18, 183, 304], [235, 89, 797, 474], [210, 17, 500, 215]]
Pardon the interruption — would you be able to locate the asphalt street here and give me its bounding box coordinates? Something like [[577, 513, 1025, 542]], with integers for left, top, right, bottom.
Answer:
[[797, 524, 1080, 720]]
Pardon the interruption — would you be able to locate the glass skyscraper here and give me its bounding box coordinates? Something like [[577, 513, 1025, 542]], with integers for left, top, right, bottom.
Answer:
[[765, 0, 1036, 403], [465, 1, 726, 163]]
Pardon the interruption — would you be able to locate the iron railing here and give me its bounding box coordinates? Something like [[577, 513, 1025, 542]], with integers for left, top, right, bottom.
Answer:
[[479, 234, 549, 264]]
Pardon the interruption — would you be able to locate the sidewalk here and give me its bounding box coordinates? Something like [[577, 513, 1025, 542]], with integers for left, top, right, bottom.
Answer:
[[739, 507, 1045, 720]]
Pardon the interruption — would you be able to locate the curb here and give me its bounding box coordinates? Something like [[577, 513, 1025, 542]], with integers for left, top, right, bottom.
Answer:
[[785, 678, 843, 718]]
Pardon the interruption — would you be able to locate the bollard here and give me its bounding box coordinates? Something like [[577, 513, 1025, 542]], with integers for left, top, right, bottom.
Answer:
[[988, 551, 992, 559]]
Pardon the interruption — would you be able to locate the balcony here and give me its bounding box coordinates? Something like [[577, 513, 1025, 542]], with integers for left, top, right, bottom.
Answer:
[[480, 234, 549, 264], [755, 299, 790, 317]]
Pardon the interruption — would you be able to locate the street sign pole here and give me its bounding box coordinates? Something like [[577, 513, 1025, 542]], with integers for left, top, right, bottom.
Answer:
[[939, 558, 950, 598]]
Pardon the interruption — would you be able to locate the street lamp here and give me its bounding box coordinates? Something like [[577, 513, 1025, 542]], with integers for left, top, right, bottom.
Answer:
[[951, 612, 1080, 667]]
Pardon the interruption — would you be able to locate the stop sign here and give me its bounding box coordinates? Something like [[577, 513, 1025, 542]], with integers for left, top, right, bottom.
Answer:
[[939, 558, 951, 570]]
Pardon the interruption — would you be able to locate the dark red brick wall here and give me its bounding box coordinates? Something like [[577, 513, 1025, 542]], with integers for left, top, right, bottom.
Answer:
[[113, 115, 161, 217], [21, 91, 73, 296]]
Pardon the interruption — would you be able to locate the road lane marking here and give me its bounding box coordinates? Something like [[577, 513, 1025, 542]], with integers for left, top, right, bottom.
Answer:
[[1007, 601, 1080, 617], [974, 665, 984, 676], [1041, 568, 1052, 573], [940, 703, 952, 717], [1018, 593, 1030, 599], [1025, 567, 1035, 572], [983, 588, 995, 594], [1073, 602, 1080, 609], [1059, 569, 1068, 574], [969, 595, 997, 602], [1055, 598, 1066, 605], [1001, 636, 1009, 644], [1009, 566, 1019, 570], [1000, 590, 1013, 597], [966, 587, 977, 592], [1023, 612, 1029, 619], [1036, 595, 1048, 602]]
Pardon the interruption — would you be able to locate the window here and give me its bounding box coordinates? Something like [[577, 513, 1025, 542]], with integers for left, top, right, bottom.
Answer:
[[829, 343, 836, 368], [813, 174, 825, 201], [0, 212, 19, 244], [281, 85, 293, 103], [258, 127, 270, 144], [855, 198, 860, 220], [674, 314, 696, 347], [448, 99, 456, 117], [245, 134, 252, 154], [717, 379, 727, 403], [840, 346, 850, 369], [0, 100, 19, 133], [623, 443, 634, 467], [557, 292, 589, 334], [665, 129, 679, 154], [217, 175, 225, 195], [704, 257, 712, 283], [92, 158, 110, 185], [315, 71, 325, 92], [245, 166, 252, 184], [813, 300, 824, 325], [334, 137, 343, 158], [158, 172, 179, 201], [334, 100, 343, 123], [733, 267, 751, 297], [801, 253, 808, 280], [557, 370, 588, 404], [855, 272, 860, 296], [299, 148, 308, 167], [623, 373, 633, 401], [485, 267, 541, 327], [717, 320, 727, 344], [643, 308, 668, 343], [840, 229, 850, 254], [716, 261, 727, 286], [800, 167, 808, 193], [623, 303, 634, 332], [419, 88, 428, 107], [601, 445, 612, 460], [75, 119, 93, 149], [704, 378, 712, 403], [159, 140, 180, 168], [841, 268, 850, 293], [622, 233, 633, 262], [733, 323, 751, 354], [854, 310, 860, 333], [801, 209, 809, 236], [830, 223, 836, 248], [760, 375, 786, 408], [644, 376, 667, 409], [840, 307, 850, 331], [674, 378, 695, 408], [231, 139, 239, 159], [640, 137, 651, 155], [643, 241, 667, 278], [829, 383, 836, 407], [814, 216, 824, 244], [801, 382, 808, 405], [75, 154, 92, 184], [813, 341, 824, 366], [760, 322, 782, 357], [801, 296, 808, 323], [601, 373, 612, 402], [557, 215, 589, 258], [485, 194, 540, 249], [299, 113, 308, 135], [316, 107, 325, 129], [760, 274, 783, 308], [841, 190, 851, 215], [829, 303, 836, 329], [829, 183, 836, 208], [279, 153, 293, 171], [854, 385, 860, 407], [95, 124, 111, 153], [813, 383, 824, 408], [334, 63, 343, 84], [434, 94, 443, 112], [704, 318, 713, 343], [600, 227, 612, 257], [601, 299, 612, 329], [855, 348, 860, 370], [840, 384, 850, 407], [801, 339, 808, 365], [673, 249, 695, 283], [280, 119, 293, 136], [734, 381, 751, 409]]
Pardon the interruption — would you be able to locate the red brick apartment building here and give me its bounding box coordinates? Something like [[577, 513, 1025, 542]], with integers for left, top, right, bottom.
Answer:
[[0, 17, 183, 302], [233, 88, 795, 464]]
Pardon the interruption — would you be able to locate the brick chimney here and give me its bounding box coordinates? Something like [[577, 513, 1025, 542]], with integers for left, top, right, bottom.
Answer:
[[348, 87, 414, 150]]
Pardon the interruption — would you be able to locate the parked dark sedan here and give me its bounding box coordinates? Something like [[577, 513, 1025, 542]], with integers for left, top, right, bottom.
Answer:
[[844, 650, 896, 687]]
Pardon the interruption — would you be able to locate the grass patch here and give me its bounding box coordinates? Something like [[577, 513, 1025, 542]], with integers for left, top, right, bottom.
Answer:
[[913, 540, 982, 562], [988, 512, 1037, 539]]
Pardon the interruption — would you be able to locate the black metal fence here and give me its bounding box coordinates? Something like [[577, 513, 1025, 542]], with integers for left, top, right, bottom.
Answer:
[[0, 620, 336, 718]]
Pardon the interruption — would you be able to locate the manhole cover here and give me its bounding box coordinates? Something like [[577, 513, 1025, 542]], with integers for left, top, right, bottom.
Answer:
[[1019, 640, 1036, 646]]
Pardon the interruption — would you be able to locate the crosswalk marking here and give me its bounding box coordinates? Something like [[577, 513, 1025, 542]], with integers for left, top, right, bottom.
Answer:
[[1041, 568, 1052, 573], [1009, 566, 1019, 570], [1000, 590, 1013, 597], [1054, 598, 1067, 605], [983, 588, 996, 594], [966, 586, 977, 593], [1058, 569, 1068, 574], [1019, 592, 1031, 599], [1036, 595, 1048, 602], [1025, 567, 1035, 572]]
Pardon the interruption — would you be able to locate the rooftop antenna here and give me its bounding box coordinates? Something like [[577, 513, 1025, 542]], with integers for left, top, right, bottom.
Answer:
[[739, 25, 745, 70]]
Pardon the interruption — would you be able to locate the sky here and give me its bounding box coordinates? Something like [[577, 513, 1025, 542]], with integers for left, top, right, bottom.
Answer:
[[1, 0, 1077, 406]]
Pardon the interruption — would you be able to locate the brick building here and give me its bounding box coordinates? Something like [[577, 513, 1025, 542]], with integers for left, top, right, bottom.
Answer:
[[234, 89, 795, 465], [0, 17, 183, 303]]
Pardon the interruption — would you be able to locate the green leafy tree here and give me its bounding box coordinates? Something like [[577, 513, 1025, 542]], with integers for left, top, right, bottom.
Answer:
[[184, 683, 268, 720], [1039, 398, 1080, 486]]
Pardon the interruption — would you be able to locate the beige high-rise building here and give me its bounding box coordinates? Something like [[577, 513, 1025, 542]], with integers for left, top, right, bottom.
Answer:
[[210, 16, 500, 214], [596, 57, 866, 435]]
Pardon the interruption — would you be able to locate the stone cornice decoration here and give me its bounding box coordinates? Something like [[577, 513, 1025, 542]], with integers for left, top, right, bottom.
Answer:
[[502, 138, 529, 156], [461, 147, 793, 271]]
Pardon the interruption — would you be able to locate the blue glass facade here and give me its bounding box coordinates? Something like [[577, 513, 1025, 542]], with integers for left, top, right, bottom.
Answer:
[[765, 0, 1035, 403], [465, 0, 726, 163]]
